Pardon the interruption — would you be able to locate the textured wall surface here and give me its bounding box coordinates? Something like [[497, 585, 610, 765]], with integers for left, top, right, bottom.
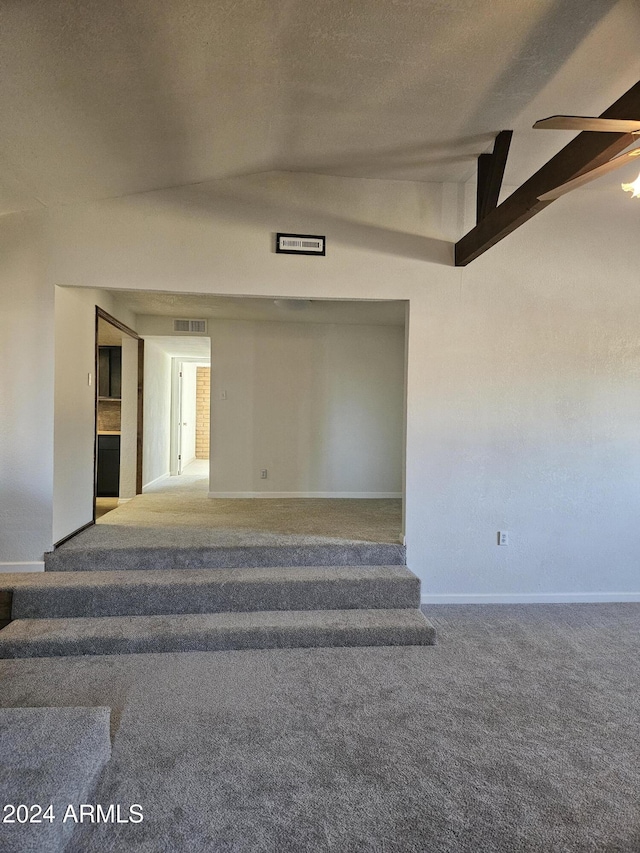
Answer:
[[0, 212, 52, 567], [142, 341, 172, 488], [119, 336, 139, 500], [209, 318, 405, 496]]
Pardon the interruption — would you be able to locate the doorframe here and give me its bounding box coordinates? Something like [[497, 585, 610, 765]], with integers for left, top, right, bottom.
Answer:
[[94, 307, 144, 520], [170, 356, 211, 477]]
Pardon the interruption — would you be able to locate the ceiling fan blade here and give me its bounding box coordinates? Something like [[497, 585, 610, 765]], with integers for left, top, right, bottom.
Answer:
[[538, 147, 640, 201], [534, 115, 640, 133]]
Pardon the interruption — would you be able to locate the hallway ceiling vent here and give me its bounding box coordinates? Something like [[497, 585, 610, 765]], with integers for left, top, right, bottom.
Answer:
[[173, 319, 207, 333]]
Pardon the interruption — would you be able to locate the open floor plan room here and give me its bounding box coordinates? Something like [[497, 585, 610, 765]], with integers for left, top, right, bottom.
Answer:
[[2, 1, 640, 850]]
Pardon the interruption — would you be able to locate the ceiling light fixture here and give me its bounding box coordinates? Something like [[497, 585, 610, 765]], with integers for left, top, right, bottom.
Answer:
[[531, 112, 640, 201], [621, 171, 640, 198]]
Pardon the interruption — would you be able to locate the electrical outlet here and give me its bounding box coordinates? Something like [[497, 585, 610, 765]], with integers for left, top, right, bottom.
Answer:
[[260, 469, 268, 479], [498, 531, 509, 546]]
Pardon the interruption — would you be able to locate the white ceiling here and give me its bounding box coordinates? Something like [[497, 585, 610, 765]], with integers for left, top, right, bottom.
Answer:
[[113, 291, 407, 326], [2, 0, 639, 217]]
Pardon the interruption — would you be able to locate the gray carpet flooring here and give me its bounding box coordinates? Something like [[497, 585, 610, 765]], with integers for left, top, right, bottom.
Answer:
[[1, 603, 639, 852], [96, 495, 402, 543], [8, 566, 421, 618], [45, 532, 405, 571], [0, 608, 436, 658], [0, 566, 433, 657], [51, 489, 404, 571], [0, 706, 112, 853]]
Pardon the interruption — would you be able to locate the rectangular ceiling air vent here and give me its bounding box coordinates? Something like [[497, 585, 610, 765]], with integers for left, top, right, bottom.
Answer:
[[173, 319, 207, 333]]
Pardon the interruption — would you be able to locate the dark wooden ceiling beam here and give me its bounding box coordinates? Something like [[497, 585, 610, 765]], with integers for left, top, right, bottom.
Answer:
[[476, 130, 513, 223], [455, 79, 640, 266]]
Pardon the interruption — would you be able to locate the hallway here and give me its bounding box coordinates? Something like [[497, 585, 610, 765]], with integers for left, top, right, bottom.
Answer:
[[96, 459, 209, 521]]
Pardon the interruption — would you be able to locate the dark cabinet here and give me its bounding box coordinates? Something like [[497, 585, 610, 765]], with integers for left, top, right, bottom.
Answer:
[[98, 346, 122, 399], [97, 434, 120, 497]]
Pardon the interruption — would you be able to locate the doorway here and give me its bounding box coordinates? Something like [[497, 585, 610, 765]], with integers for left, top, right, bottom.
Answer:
[[93, 294, 406, 545], [172, 358, 211, 476]]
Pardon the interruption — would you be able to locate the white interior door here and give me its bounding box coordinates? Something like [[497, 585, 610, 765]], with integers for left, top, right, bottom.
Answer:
[[176, 366, 183, 475], [179, 362, 198, 470]]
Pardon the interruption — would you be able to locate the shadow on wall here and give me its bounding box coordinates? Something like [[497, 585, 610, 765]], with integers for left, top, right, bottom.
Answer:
[[133, 175, 454, 266]]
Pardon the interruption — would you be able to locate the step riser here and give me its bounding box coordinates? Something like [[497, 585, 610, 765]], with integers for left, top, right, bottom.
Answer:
[[0, 608, 436, 659], [13, 577, 419, 619], [1, 564, 435, 657], [44, 543, 406, 572], [0, 625, 435, 658]]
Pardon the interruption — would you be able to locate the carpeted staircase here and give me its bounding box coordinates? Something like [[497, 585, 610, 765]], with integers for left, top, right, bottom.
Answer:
[[0, 564, 435, 657]]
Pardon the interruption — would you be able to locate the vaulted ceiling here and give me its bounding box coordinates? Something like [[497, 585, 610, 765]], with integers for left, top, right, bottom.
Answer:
[[1, 0, 639, 217]]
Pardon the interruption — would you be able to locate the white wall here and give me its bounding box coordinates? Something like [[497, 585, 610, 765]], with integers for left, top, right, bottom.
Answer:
[[53, 286, 137, 544], [180, 361, 197, 468], [142, 340, 172, 487], [4, 171, 640, 600], [409, 183, 640, 602], [209, 319, 404, 496], [0, 211, 52, 570], [119, 335, 138, 500]]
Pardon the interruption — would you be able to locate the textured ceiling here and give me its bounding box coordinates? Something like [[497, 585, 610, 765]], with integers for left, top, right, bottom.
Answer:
[[1, 0, 639, 215], [114, 291, 406, 326]]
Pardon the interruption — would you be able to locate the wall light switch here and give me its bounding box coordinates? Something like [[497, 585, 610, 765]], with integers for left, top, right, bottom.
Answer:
[[498, 531, 509, 546], [220, 390, 227, 400], [88, 373, 92, 386]]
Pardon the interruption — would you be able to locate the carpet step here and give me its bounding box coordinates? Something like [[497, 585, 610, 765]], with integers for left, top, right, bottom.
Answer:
[[0, 707, 111, 853], [9, 565, 420, 619], [0, 609, 436, 657], [44, 541, 406, 572]]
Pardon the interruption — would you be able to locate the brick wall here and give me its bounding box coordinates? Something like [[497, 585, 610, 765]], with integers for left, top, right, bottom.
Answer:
[[196, 367, 210, 459]]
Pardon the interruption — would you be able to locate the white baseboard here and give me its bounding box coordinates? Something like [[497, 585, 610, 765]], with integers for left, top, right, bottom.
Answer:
[[208, 491, 402, 499], [0, 562, 45, 574], [142, 472, 170, 492], [422, 592, 640, 605]]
